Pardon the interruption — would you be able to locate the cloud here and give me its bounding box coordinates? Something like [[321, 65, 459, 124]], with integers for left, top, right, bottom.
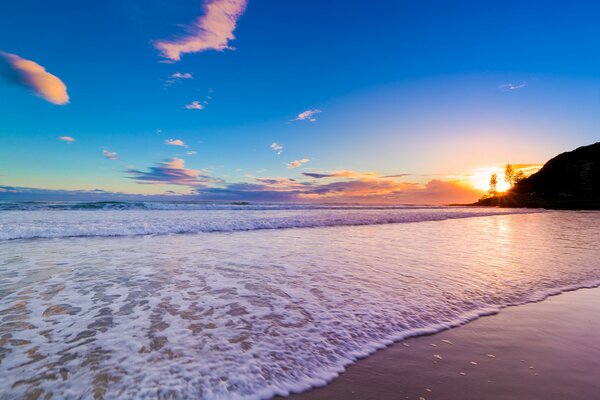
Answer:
[[58, 136, 75, 143], [164, 72, 194, 87], [154, 0, 248, 61], [102, 149, 118, 160], [301, 170, 410, 180], [171, 72, 193, 79], [192, 174, 482, 204], [270, 142, 283, 155], [302, 170, 377, 179], [287, 158, 310, 168], [184, 101, 205, 110], [186, 150, 198, 155], [1, 51, 69, 105], [299, 179, 418, 198], [165, 138, 187, 147], [499, 82, 527, 91], [2, 171, 484, 204], [126, 158, 218, 186], [292, 109, 321, 122]]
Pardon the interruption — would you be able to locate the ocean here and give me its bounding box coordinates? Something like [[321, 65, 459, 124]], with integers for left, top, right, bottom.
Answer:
[[1, 202, 599, 399]]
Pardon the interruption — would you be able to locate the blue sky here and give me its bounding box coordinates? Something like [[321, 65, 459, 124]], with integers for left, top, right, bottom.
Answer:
[[1, 0, 600, 203]]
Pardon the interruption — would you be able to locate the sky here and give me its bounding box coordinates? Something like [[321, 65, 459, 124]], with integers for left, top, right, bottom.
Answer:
[[1, 0, 600, 203]]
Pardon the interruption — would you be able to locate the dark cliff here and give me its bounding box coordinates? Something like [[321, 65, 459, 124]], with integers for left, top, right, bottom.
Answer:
[[473, 142, 600, 209]]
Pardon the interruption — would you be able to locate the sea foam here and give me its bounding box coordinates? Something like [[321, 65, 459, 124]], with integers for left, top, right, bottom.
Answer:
[[0, 205, 540, 240]]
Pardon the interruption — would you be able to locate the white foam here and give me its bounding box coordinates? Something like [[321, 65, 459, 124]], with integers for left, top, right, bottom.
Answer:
[[0, 206, 542, 240]]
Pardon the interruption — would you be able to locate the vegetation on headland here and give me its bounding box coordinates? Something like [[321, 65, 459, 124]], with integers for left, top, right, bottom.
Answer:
[[468, 142, 600, 210]]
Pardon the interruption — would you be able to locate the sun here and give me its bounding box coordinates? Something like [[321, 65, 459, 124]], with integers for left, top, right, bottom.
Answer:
[[469, 167, 511, 192]]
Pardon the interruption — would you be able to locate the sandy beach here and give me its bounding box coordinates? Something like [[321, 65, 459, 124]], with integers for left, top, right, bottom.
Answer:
[[292, 287, 600, 400]]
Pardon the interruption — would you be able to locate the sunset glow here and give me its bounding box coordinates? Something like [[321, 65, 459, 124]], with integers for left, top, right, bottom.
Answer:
[[0, 1, 597, 204]]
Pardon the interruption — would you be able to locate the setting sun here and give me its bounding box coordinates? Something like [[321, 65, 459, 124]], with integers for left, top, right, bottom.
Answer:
[[469, 167, 512, 192]]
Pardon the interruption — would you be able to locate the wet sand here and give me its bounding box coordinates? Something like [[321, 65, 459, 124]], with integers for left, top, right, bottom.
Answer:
[[291, 287, 600, 400]]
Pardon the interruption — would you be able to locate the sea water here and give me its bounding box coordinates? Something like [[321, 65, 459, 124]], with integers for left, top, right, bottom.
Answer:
[[1, 203, 599, 399]]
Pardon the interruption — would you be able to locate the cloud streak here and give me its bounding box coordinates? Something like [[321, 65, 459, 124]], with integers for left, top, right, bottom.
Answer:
[[126, 158, 218, 186], [499, 82, 527, 91], [171, 72, 193, 79], [292, 109, 321, 122], [1, 51, 69, 105], [58, 136, 75, 143], [154, 0, 248, 61], [184, 101, 205, 110], [287, 158, 310, 168], [102, 149, 118, 160], [193, 175, 482, 204], [165, 138, 187, 147]]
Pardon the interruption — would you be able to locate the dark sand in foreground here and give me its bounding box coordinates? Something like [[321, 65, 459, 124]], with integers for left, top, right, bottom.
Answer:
[[291, 287, 600, 400]]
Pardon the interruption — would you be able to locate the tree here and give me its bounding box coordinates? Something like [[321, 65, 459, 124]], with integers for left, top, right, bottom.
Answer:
[[514, 170, 525, 184], [489, 172, 498, 196], [504, 164, 515, 188]]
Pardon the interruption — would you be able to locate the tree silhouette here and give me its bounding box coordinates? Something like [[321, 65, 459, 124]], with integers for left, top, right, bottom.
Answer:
[[489, 172, 498, 197], [504, 164, 515, 187], [514, 170, 525, 184]]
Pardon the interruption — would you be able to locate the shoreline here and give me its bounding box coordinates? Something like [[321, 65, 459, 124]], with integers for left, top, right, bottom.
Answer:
[[289, 286, 600, 400]]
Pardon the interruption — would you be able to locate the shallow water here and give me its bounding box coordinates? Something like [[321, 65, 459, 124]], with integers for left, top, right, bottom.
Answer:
[[0, 204, 535, 240], [1, 209, 599, 399]]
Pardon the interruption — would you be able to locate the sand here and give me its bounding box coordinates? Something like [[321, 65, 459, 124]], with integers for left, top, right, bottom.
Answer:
[[290, 287, 600, 400]]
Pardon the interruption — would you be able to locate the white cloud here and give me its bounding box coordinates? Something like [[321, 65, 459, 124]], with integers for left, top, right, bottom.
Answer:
[[292, 109, 321, 122], [286, 158, 310, 169], [58, 136, 75, 143], [184, 101, 205, 110], [165, 139, 187, 147], [499, 82, 527, 91], [171, 72, 193, 79], [102, 149, 118, 160], [270, 142, 283, 155]]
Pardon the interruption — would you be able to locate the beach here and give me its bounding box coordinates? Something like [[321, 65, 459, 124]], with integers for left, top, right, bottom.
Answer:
[[293, 287, 600, 400], [1, 206, 599, 399]]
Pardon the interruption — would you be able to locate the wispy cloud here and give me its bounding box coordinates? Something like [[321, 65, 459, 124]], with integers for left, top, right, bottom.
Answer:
[[186, 150, 198, 155], [58, 136, 75, 143], [154, 0, 248, 62], [102, 149, 118, 160], [270, 142, 283, 155], [171, 72, 193, 79], [499, 82, 527, 91], [165, 71, 194, 87], [287, 158, 310, 169], [165, 138, 187, 147], [302, 170, 374, 179], [126, 158, 218, 186], [292, 109, 321, 122], [301, 170, 410, 180], [1, 51, 69, 105], [184, 100, 205, 110]]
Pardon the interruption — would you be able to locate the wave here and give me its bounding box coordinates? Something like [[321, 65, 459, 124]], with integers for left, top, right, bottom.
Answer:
[[0, 200, 459, 211], [0, 207, 543, 240]]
